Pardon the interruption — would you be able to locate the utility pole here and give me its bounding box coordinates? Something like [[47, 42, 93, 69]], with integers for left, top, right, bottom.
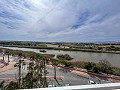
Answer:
[[18, 60, 22, 88]]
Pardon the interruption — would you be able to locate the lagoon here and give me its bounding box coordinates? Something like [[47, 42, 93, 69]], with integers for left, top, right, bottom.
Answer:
[[0, 46, 120, 67]]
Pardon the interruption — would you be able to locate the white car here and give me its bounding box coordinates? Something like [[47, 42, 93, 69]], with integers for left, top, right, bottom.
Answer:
[[88, 80, 96, 84], [48, 85, 55, 88], [65, 84, 70, 86]]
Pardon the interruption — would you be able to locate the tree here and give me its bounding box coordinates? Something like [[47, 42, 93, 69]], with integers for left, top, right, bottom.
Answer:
[[22, 54, 49, 88], [22, 61, 48, 88], [0, 53, 50, 89], [97, 47, 102, 50], [14, 60, 26, 88], [84, 62, 95, 71], [99, 60, 112, 74], [58, 45, 60, 47], [6, 81, 19, 90], [51, 59, 60, 85], [22, 62, 35, 89], [92, 65, 101, 73], [51, 59, 58, 79], [14, 52, 26, 89], [110, 45, 115, 48], [39, 55, 48, 87], [64, 61, 72, 67], [0, 81, 7, 90]]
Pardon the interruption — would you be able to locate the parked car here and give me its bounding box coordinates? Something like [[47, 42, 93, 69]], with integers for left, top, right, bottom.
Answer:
[[65, 84, 70, 86], [88, 80, 96, 84], [48, 85, 55, 88]]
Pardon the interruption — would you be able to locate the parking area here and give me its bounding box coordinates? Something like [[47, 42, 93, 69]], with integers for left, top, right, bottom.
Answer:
[[0, 63, 109, 87], [0, 55, 111, 87]]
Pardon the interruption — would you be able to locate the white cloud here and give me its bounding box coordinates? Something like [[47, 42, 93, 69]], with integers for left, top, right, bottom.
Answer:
[[0, 0, 120, 41]]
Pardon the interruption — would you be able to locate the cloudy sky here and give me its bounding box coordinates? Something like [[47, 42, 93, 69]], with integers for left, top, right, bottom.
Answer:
[[0, 0, 120, 42]]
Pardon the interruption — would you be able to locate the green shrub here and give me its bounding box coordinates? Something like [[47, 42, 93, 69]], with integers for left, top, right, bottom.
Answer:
[[57, 54, 73, 60], [84, 62, 95, 71], [92, 65, 101, 73]]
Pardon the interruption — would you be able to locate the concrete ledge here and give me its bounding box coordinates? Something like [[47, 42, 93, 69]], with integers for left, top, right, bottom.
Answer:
[[21, 83, 120, 90]]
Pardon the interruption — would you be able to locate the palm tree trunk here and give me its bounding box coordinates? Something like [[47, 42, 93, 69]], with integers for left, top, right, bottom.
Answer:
[[43, 60, 48, 87], [2, 49, 5, 62], [3, 55, 4, 61], [54, 66, 56, 79], [53, 64, 60, 85], [18, 60, 21, 88], [8, 54, 10, 64]]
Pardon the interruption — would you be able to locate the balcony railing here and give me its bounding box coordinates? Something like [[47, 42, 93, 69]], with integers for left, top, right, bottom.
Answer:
[[22, 82, 120, 90]]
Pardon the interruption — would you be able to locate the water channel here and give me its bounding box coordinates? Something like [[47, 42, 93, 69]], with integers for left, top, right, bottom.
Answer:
[[0, 46, 120, 67]]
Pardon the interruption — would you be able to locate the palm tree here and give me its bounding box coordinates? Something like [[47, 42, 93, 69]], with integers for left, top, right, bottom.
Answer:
[[26, 54, 48, 88], [51, 59, 58, 79], [42, 58, 48, 87], [44, 55, 61, 86], [35, 54, 48, 87], [51, 59, 60, 85], [22, 59, 48, 88], [22, 62, 35, 89], [0, 81, 7, 90], [14, 53, 26, 88], [6, 81, 19, 90], [14, 60, 25, 88]]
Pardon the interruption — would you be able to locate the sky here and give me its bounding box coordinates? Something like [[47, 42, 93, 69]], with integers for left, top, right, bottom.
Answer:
[[0, 0, 120, 42]]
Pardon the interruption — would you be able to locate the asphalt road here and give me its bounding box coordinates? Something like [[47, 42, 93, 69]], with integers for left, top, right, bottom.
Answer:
[[0, 63, 109, 86]]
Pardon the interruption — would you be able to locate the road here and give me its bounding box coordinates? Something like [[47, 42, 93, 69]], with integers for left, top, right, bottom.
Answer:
[[47, 65, 109, 86], [0, 62, 108, 86]]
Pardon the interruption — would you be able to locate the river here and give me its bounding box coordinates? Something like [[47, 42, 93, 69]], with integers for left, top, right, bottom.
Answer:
[[0, 46, 120, 67]]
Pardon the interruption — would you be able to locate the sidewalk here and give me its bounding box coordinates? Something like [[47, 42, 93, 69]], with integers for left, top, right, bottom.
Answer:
[[0, 62, 16, 73], [71, 70, 90, 78]]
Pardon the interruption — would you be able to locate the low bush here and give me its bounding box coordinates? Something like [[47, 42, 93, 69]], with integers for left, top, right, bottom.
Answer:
[[57, 54, 73, 60]]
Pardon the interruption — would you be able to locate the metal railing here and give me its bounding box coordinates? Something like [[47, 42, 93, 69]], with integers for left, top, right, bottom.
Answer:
[[22, 82, 120, 90]]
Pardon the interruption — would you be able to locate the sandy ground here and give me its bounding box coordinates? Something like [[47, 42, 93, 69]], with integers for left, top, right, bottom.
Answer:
[[0, 62, 16, 73], [71, 70, 90, 78], [0, 55, 16, 73]]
